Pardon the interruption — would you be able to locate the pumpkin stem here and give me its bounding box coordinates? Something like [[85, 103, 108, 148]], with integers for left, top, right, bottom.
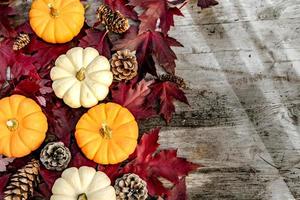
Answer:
[[100, 123, 112, 139], [48, 3, 59, 17], [6, 118, 19, 131], [77, 193, 88, 200], [76, 68, 86, 81]]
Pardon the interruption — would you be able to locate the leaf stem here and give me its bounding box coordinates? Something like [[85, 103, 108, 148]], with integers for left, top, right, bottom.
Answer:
[[99, 30, 109, 46]]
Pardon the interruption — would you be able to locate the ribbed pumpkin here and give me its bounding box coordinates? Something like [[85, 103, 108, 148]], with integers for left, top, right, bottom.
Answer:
[[75, 103, 138, 164], [29, 0, 85, 43], [0, 95, 48, 158]]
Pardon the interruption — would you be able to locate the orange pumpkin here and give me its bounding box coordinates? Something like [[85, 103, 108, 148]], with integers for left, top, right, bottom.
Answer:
[[29, 0, 85, 43], [0, 95, 48, 158], [75, 103, 138, 164]]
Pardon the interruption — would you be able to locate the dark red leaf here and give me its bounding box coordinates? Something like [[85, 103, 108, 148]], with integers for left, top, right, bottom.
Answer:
[[69, 143, 97, 168], [97, 164, 121, 182], [38, 182, 52, 199], [111, 80, 156, 120], [121, 128, 199, 196], [148, 81, 188, 123], [104, 0, 138, 20], [40, 167, 61, 191], [113, 31, 180, 74], [0, 4, 16, 38], [129, 0, 183, 35], [167, 177, 188, 200], [27, 36, 71, 69], [0, 174, 10, 195], [14, 79, 40, 95], [79, 29, 111, 58], [198, 0, 219, 8], [0, 39, 13, 83], [135, 128, 160, 162]]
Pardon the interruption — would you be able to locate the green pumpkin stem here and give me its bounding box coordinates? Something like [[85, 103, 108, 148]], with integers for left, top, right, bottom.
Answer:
[[100, 123, 112, 139], [77, 193, 88, 200]]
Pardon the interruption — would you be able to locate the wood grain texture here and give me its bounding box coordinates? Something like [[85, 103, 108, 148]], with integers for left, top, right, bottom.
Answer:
[[140, 0, 300, 199]]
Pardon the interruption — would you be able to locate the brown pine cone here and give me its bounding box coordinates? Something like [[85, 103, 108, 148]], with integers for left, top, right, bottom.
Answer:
[[4, 159, 40, 200], [111, 49, 138, 81], [97, 4, 130, 34], [159, 73, 187, 89], [114, 173, 148, 200], [40, 142, 71, 171], [13, 33, 30, 51]]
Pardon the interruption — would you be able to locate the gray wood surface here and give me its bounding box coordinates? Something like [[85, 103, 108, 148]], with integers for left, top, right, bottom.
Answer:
[[143, 0, 300, 199]]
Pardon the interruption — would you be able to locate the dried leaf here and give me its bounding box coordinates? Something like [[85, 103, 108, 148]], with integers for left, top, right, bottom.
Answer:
[[148, 81, 188, 123], [111, 79, 156, 120]]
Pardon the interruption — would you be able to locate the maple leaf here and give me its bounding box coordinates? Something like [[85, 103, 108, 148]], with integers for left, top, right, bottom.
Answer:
[[129, 0, 183, 35], [40, 167, 61, 192], [148, 81, 188, 123], [111, 79, 156, 120], [113, 31, 182, 74], [69, 143, 97, 168], [0, 174, 10, 198], [198, 0, 219, 8], [27, 36, 71, 69], [167, 177, 188, 200], [0, 39, 13, 83], [104, 0, 138, 20], [0, 155, 14, 172], [0, 3, 16, 38], [79, 29, 111, 58], [121, 128, 199, 196]]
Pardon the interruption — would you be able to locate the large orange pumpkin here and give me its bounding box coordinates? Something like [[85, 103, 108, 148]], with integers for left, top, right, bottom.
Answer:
[[0, 95, 48, 158], [75, 103, 138, 164], [29, 0, 85, 43]]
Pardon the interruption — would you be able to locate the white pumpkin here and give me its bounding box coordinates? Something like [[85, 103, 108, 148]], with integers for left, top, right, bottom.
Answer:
[[50, 47, 113, 108], [51, 166, 116, 200]]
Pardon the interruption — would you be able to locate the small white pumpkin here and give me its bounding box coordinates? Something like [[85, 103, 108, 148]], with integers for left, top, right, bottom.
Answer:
[[50, 47, 113, 108], [51, 166, 116, 200]]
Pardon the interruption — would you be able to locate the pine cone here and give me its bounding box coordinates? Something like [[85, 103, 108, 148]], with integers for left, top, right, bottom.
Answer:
[[4, 159, 40, 200], [114, 173, 148, 200], [13, 33, 30, 51], [159, 74, 187, 89], [40, 142, 71, 171], [111, 50, 138, 81], [97, 4, 130, 34]]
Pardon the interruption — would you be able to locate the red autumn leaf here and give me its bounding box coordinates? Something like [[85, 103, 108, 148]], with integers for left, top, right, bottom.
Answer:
[[27, 36, 71, 69], [0, 39, 13, 83], [0, 174, 10, 198], [148, 81, 188, 123], [104, 0, 138, 20], [135, 128, 160, 162], [111, 79, 156, 120], [14, 79, 40, 95], [97, 164, 121, 182], [113, 31, 181, 74], [121, 128, 199, 196], [69, 143, 97, 168], [45, 104, 83, 147], [129, 0, 183, 35], [38, 182, 52, 199], [79, 29, 111, 58], [167, 177, 188, 200], [40, 167, 61, 191], [0, 3, 16, 38], [198, 0, 219, 8]]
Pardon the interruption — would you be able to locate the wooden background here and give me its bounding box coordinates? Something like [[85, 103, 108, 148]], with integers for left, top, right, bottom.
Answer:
[[140, 0, 300, 199]]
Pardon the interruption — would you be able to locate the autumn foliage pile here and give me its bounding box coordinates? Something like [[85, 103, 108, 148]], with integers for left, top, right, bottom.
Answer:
[[0, 0, 217, 199]]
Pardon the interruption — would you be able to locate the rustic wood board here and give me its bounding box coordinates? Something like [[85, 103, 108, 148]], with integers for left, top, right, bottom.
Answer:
[[140, 0, 300, 199]]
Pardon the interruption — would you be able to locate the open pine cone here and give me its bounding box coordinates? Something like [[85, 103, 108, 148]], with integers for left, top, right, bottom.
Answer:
[[4, 159, 40, 200], [114, 173, 148, 200], [97, 4, 130, 34], [40, 142, 71, 171], [111, 49, 138, 81]]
